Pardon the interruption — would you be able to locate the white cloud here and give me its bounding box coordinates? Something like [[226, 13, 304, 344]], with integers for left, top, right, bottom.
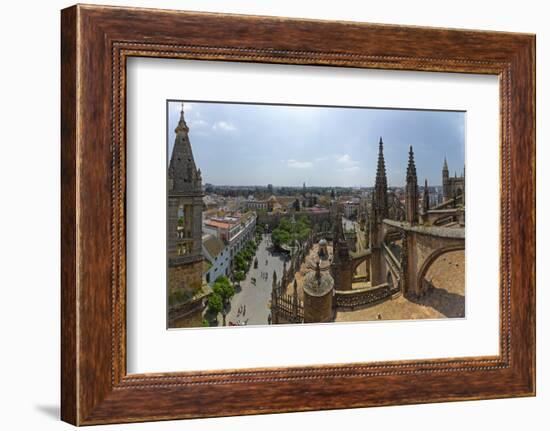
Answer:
[[284, 159, 313, 169], [337, 166, 360, 172], [336, 154, 359, 166], [213, 121, 237, 132]]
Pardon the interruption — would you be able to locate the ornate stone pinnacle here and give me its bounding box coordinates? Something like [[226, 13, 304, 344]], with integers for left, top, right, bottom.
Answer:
[[315, 261, 321, 287]]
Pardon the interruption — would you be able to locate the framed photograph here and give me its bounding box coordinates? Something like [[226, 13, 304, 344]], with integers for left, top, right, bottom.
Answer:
[[61, 4, 535, 425]]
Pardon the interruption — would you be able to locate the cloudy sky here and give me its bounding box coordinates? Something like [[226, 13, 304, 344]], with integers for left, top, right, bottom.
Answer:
[[167, 101, 464, 187]]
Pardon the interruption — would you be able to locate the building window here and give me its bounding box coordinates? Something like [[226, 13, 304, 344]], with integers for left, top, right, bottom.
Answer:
[[177, 242, 191, 256], [177, 205, 185, 230]]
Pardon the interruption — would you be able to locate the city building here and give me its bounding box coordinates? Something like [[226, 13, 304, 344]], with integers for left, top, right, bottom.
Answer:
[[202, 234, 231, 284], [203, 212, 256, 259], [343, 198, 361, 219], [245, 196, 275, 212]]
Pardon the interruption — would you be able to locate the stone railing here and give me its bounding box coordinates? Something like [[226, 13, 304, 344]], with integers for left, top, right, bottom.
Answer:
[[335, 282, 399, 310]]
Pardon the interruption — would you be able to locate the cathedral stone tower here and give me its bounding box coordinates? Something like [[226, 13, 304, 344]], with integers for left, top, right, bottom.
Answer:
[[373, 137, 388, 221], [405, 146, 419, 225], [370, 137, 388, 286], [167, 104, 206, 327]]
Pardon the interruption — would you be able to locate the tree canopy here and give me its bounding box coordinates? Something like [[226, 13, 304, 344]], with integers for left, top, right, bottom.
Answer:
[[234, 270, 246, 282], [207, 292, 223, 314], [212, 276, 235, 302], [271, 216, 311, 247]]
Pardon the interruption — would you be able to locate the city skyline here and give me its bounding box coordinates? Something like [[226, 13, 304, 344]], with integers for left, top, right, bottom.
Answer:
[[168, 101, 465, 187]]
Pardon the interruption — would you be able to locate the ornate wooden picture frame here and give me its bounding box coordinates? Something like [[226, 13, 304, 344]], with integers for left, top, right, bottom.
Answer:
[[61, 4, 535, 425]]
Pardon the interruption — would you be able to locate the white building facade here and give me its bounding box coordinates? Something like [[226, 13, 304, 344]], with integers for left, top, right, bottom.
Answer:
[[202, 234, 231, 285]]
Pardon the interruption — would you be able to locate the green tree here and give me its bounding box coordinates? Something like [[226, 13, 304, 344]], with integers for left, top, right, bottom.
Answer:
[[234, 253, 248, 272], [234, 270, 245, 283], [278, 217, 293, 232], [207, 292, 223, 315], [212, 276, 235, 302], [297, 215, 311, 227], [272, 227, 291, 247], [271, 216, 311, 248]]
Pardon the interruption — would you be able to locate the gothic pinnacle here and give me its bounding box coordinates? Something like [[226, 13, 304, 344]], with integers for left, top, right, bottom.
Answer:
[[407, 146, 417, 179], [175, 103, 189, 134], [315, 260, 321, 283], [375, 137, 387, 183], [374, 136, 388, 218]]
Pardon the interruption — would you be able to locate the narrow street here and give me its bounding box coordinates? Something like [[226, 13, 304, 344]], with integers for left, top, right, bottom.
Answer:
[[225, 234, 287, 326]]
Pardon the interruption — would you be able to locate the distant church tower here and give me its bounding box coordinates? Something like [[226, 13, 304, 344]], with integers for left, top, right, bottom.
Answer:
[[167, 104, 205, 326], [442, 157, 465, 204], [405, 146, 419, 225], [442, 157, 450, 201]]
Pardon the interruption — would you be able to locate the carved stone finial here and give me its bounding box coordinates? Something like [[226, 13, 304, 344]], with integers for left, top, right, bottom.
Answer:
[[315, 261, 321, 284]]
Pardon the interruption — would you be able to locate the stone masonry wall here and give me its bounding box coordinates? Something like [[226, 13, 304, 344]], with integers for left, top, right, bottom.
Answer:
[[168, 259, 203, 294]]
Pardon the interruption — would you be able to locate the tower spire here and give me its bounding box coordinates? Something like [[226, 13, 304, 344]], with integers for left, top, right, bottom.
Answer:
[[373, 137, 388, 219], [407, 146, 417, 179], [315, 261, 321, 285], [175, 102, 189, 134], [405, 146, 419, 225], [169, 103, 200, 193], [442, 156, 450, 201]]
